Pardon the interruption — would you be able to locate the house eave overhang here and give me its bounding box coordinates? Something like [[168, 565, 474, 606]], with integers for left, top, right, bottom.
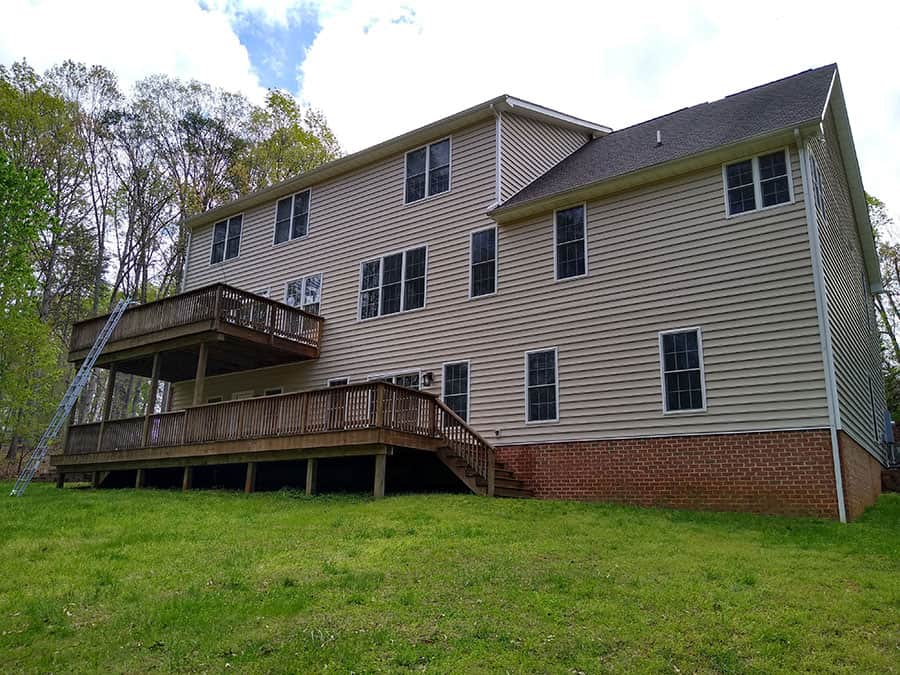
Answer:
[[183, 95, 609, 231], [488, 124, 822, 224]]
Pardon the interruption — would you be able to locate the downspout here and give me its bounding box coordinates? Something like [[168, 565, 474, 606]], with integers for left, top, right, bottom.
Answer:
[[796, 127, 847, 522], [491, 103, 502, 206]]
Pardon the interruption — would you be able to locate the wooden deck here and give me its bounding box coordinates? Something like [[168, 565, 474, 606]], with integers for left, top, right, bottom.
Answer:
[[52, 383, 500, 496], [68, 284, 323, 381]]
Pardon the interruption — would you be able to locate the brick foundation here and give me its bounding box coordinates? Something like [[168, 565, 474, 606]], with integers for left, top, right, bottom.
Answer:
[[837, 431, 882, 520], [496, 430, 850, 519]]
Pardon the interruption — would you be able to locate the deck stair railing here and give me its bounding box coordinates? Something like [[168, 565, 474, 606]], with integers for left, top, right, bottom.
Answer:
[[11, 298, 132, 497], [62, 382, 496, 495]]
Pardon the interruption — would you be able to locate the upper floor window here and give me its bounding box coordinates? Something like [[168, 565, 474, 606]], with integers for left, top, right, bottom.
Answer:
[[285, 273, 323, 315], [525, 347, 558, 423], [405, 138, 450, 203], [659, 328, 706, 413], [274, 189, 310, 244], [442, 361, 470, 421], [555, 205, 587, 280], [210, 215, 242, 264], [724, 149, 791, 216], [470, 227, 497, 297], [359, 246, 427, 319]]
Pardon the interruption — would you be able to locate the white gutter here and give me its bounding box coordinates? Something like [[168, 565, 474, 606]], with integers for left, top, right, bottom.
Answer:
[[796, 127, 847, 523]]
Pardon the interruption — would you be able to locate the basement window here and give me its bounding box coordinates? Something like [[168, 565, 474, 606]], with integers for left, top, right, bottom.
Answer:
[[405, 138, 451, 203], [274, 189, 311, 244], [210, 214, 243, 264], [442, 361, 470, 421], [724, 149, 792, 216], [525, 348, 558, 423], [659, 328, 707, 413], [358, 247, 427, 319]]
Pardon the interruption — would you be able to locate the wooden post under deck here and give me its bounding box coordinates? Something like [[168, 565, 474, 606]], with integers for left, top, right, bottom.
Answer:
[[305, 458, 317, 496], [55, 472, 65, 489], [141, 352, 162, 446], [135, 468, 145, 489], [373, 452, 386, 499], [244, 462, 257, 493], [192, 342, 209, 406], [91, 471, 101, 488], [96, 363, 118, 453], [182, 466, 193, 492]]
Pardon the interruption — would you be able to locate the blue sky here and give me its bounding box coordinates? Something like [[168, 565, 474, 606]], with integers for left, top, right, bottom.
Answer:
[[1, 0, 899, 231]]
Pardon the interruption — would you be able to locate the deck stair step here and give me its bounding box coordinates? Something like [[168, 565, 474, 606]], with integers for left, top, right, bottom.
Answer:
[[437, 447, 532, 499]]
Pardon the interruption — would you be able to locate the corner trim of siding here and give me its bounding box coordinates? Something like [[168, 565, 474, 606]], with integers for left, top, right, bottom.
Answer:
[[180, 228, 192, 293], [797, 129, 846, 523], [492, 105, 502, 205]]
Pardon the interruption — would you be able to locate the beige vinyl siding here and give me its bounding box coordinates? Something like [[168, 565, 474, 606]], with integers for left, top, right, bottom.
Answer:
[[808, 110, 887, 463], [177, 120, 828, 443], [500, 113, 588, 201]]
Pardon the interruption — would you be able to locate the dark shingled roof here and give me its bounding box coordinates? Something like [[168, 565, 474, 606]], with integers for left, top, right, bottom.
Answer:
[[500, 64, 837, 209]]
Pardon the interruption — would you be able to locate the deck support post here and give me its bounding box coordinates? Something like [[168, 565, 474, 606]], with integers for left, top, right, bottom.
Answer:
[[182, 466, 193, 492], [192, 342, 209, 406], [305, 458, 317, 496], [373, 452, 387, 499], [135, 468, 145, 489], [55, 472, 65, 489], [91, 471, 101, 488], [141, 352, 162, 446], [96, 363, 118, 453], [244, 462, 257, 493]]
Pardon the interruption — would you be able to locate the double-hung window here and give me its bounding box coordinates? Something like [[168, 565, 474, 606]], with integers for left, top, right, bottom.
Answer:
[[285, 273, 323, 315], [405, 138, 450, 203], [525, 348, 558, 423], [442, 361, 470, 421], [358, 247, 427, 319], [470, 227, 497, 297], [274, 189, 310, 244], [210, 215, 242, 264], [724, 149, 791, 216], [659, 328, 706, 413], [555, 205, 586, 280]]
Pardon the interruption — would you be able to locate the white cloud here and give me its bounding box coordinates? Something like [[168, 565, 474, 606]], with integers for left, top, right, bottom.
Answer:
[[298, 0, 900, 230], [0, 0, 266, 100]]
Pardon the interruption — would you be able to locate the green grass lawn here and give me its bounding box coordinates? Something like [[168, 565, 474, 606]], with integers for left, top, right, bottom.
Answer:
[[1, 484, 898, 673]]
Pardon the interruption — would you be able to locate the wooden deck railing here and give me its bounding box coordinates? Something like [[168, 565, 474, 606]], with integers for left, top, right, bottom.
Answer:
[[63, 382, 495, 493], [69, 284, 323, 353]]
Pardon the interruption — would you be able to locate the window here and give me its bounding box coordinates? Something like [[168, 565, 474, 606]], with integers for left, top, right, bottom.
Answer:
[[555, 205, 586, 280], [210, 215, 242, 264], [285, 273, 323, 315], [405, 138, 450, 203], [659, 328, 707, 413], [525, 348, 558, 423], [470, 227, 497, 297], [724, 149, 791, 216], [368, 372, 420, 389], [327, 377, 349, 387], [274, 189, 310, 244], [207, 396, 223, 404], [442, 361, 470, 421], [263, 387, 283, 396], [232, 390, 255, 400], [358, 247, 427, 319]]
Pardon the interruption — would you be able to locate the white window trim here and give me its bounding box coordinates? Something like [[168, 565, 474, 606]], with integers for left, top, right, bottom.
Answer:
[[403, 137, 452, 205], [552, 203, 589, 282], [232, 390, 255, 400], [524, 346, 560, 425], [658, 326, 708, 415], [441, 359, 471, 422], [272, 188, 312, 246], [722, 148, 795, 218], [209, 213, 245, 266], [468, 226, 498, 299], [357, 245, 429, 321], [263, 387, 283, 396], [284, 272, 324, 315], [366, 370, 423, 388], [327, 377, 350, 387]]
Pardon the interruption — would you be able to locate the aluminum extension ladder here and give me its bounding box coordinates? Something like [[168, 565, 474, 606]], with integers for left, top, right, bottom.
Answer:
[[10, 298, 132, 496]]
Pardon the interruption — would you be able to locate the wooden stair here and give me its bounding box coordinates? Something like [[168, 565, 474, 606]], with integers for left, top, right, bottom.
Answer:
[[437, 447, 533, 498]]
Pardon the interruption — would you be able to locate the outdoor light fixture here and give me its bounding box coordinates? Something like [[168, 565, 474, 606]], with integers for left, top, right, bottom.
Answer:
[[422, 372, 434, 387]]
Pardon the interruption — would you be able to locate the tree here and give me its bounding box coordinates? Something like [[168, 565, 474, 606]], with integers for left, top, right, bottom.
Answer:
[[870, 194, 900, 421]]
